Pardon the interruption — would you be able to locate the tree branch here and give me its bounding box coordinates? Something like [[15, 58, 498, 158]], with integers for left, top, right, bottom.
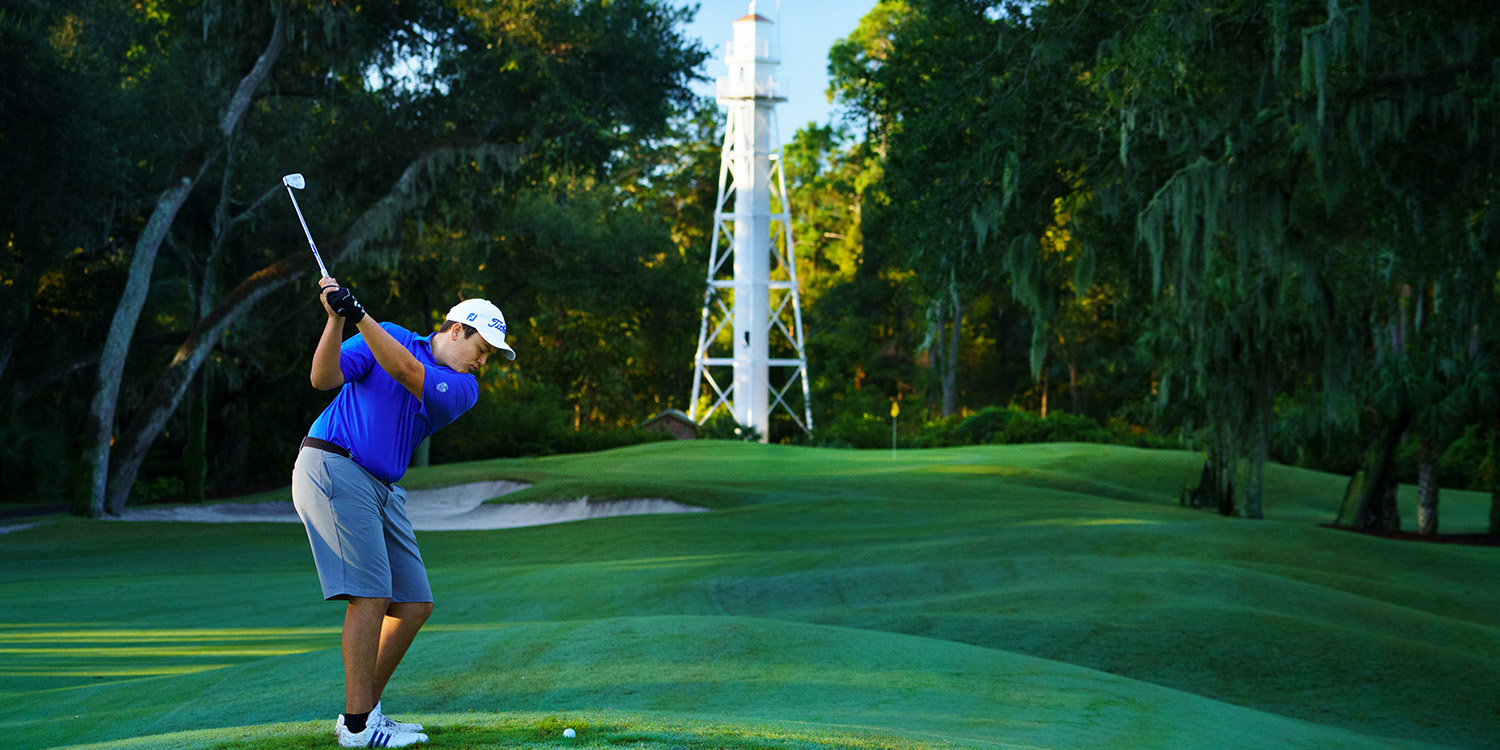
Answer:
[[220, 11, 286, 138], [103, 140, 527, 514]]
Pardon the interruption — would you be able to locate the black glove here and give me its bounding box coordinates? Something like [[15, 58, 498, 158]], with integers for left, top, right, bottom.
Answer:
[[324, 287, 366, 324]]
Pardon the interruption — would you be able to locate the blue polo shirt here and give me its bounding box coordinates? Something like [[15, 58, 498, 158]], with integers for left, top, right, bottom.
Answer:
[[307, 322, 478, 483]]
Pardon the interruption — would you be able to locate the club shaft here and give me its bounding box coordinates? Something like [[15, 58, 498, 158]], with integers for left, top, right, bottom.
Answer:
[[284, 185, 330, 278]]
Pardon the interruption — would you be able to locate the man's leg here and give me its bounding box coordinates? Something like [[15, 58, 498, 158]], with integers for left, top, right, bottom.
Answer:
[[371, 601, 432, 705], [343, 596, 392, 714]]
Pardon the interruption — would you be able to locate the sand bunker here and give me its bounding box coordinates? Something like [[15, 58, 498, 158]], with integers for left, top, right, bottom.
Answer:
[[112, 480, 707, 530]]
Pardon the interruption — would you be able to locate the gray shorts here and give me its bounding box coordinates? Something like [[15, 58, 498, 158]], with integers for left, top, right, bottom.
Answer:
[[291, 447, 433, 603]]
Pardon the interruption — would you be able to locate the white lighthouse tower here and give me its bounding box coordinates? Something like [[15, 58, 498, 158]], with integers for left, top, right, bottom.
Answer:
[[688, 2, 812, 441]]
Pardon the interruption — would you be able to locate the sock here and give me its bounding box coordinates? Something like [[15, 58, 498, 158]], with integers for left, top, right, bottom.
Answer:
[[344, 711, 371, 734]]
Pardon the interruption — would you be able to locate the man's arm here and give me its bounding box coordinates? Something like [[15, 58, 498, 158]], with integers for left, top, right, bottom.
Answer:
[[320, 276, 426, 400], [310, 278, 346, 390], [354, 314, 425, 400]]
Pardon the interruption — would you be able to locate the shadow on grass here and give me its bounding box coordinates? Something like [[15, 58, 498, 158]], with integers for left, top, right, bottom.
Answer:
[[1319, 524, 1499, 546]]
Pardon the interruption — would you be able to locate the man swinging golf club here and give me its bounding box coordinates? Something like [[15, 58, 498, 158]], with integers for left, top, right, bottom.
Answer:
[[292, 273, 514, 748]]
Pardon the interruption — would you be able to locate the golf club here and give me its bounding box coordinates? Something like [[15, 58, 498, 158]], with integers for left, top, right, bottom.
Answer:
[[282, 173, 330, 278]]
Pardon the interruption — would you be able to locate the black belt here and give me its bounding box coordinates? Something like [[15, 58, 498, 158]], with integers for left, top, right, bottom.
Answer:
[[300, 436, 350, 458], [301, 437, 392, 490]]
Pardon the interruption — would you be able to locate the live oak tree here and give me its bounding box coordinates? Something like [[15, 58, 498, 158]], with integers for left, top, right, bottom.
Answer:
[[1080, 0, 1499, 521], [782, 124, 909, 426], [0, 3, 168, 492], [827, 0, 1498, 526], [1080, 0, 1344, 519], [0, 0, 705, 515], [68, 2, 287, 518], [830, 0, 1074, 418], [1294, 0, 1500, 530]]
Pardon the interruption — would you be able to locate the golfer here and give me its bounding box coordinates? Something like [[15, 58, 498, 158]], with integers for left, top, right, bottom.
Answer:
[[291, 275, 514, 748]]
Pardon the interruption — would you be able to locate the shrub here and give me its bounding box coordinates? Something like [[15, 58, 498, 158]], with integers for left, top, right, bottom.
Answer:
[[953, 407, 1165, 447], [555, 427, 674, 453], [1392, 424, 1491, 490], [814, 409, 893, 449], [430, 379, 671, 460], [810, 405, 1177, 451], [131, 475, 186, 504], [431, 380, 569, 461], [698, 412, 763, 442]]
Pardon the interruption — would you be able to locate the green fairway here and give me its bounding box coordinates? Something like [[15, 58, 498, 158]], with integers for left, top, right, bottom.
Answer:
[[4, 442, 1497, 749]]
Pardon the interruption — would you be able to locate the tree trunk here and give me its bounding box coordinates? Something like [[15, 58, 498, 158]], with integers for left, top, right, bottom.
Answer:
[[82, 11, 286, 518], [993, 308, 1007, 399], [82, 175, 203, 517], [104, 261, 295, 514], [1068, 361, 1079, 415], [927, 299, 944, 420], [1244, 374, 1273, 521], [1491, 484, 1499, 540], [1335, 414, 1408, 529], [1375, 471, 1401, 532], [0, 245, 51, 391], [1181, 444, 1235, 513], [1040, 354, 1049, 419], [1416, 431, 1439, 536], [182, 373, 208, 504], [1246, 429, 1265, 520], [1215, 445, 1236, 517], [1182, 460, 1213, 508], [1489, 421, 1499, 539], [942, 285, 961, 418], [102, 141, 524, 514], [8, 335, 177, 415], [0, 279, 31, 390]]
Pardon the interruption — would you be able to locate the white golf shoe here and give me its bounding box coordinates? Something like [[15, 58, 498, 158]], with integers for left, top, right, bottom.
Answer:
[[335, 713, 427, 747], [372, 702, 425, 733]]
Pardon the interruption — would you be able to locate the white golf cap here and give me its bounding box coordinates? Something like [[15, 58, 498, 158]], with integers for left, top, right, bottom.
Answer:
[[446, 298, 516, 360]]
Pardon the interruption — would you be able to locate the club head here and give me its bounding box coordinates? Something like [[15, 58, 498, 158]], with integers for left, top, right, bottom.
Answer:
[[282, 173, 305, 190]]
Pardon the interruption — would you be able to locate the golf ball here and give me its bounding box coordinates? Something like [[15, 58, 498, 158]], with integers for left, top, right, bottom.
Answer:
[[563, 728, 577, 738]]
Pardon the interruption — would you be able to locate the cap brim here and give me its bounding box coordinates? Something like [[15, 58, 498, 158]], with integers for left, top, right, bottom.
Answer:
[[477, 328, 516, 360]]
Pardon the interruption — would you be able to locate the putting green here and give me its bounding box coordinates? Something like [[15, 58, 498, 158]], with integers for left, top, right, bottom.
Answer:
[[3, 442, 1496, 749]]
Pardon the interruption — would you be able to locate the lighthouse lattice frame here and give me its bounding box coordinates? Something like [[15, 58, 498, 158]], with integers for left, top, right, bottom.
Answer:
[[688, 6, 812, 440]]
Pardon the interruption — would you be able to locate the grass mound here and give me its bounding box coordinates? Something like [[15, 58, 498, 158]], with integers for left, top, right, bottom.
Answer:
[[5, 442, 1497, 750]]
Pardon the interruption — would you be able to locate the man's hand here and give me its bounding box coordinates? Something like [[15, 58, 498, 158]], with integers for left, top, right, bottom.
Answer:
[[324, 285, 366, 324], [318, 277, 340, 317], [313, 275, 422, 399], [311, 277, 348, 390], [317, 276, 355, 319]]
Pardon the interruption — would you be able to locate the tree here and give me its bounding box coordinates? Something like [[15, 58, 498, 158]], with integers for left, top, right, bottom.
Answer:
[[1080, 0, 1499, 520], [61, 3, 285, 517], [830, 0, 1075, 418], [1, 0, 707, 514], [0, 4, 172, 499], [1300, 1, 1500, 529]]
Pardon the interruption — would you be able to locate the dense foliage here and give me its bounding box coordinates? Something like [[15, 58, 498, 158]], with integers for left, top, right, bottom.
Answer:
[[0, 0, 707, 512], [820, 0, 1499, 528]]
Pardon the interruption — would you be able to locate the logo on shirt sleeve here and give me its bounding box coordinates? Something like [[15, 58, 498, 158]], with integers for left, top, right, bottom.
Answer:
[[436, 381, 449, 393]]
